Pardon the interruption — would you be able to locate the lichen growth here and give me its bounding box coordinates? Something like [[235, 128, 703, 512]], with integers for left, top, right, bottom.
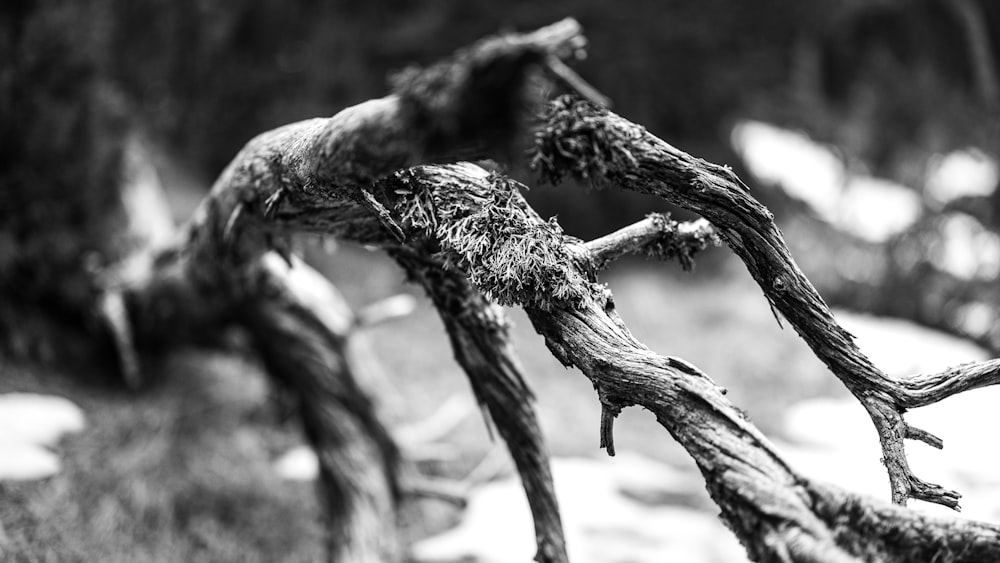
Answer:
[[389, 168, 592, 310], [530, 95, 643, 188]]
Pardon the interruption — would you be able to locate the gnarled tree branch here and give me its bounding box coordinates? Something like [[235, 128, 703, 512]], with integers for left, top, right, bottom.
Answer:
[[394, 250, 568, 563], [531, 95, 1000, 509], [118, 21, 588, 561], [106, 19, 1000, 562], [378, 163, 1000, 562]]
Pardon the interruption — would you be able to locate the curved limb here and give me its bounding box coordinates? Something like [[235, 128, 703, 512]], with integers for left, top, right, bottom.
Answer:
[[530, 96, 1000, 508], [394, 250, 568, 563], [240, 255, 400, 562], [382, 163, 1000, 562]]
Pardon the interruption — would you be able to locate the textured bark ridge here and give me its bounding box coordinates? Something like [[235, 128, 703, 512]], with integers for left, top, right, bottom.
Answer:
[[9, 17, 1000, 563]]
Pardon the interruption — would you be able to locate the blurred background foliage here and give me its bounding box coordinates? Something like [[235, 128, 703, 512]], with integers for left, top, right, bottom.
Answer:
[[6, 0, 995, 231]]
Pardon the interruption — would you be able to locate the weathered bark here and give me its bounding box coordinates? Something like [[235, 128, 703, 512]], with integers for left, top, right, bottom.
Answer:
[[394, 250, 567, 563], [372, 163, 1000, 562], [531, 95, 995, 509]]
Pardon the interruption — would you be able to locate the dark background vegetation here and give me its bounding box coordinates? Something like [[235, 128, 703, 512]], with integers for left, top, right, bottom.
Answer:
[[6, 0, 995, 236]]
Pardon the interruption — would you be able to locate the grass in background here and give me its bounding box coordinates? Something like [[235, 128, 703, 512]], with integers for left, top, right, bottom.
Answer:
[[1, 243, 846, 560]]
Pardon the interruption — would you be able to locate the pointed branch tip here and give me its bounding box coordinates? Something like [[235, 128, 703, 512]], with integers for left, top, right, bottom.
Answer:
[[599, 400, 622, 457]]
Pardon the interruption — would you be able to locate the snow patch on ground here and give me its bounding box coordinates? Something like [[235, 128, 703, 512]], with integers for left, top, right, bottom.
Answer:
[[731, 120, 923, 243], [832, 308, 989, 376], [731, 121, 844, 216], [926, 149, 998, 204], [273, 446, 746, 563], [412, 453, 746, 563], [273, 444, 319, 481], [778, 312, 1000, 522], [836, 177, 922, 243], [0, 393, 86, 480]]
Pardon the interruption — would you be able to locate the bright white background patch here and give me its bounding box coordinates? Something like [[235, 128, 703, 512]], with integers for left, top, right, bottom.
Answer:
[[0, 393, 85, 480], [778, 311, 1000, 522], [926, 149, 998, 204], [732, 120, 924, 242], [273, 445, 319, 481], [731, 120, 844, 216], [412, 453, 746, 563], [933, 213, 1000, 281]]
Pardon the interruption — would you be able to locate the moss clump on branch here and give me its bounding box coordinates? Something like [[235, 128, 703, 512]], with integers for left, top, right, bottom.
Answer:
[[529, 95, 643, 188], [642, 214, 721, 271], [389, 167, 592, 310]]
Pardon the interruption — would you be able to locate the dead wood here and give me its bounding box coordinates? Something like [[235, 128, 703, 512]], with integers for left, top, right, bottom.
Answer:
[[531, 95, 1000, 510], [9, 15, 1000, 563]]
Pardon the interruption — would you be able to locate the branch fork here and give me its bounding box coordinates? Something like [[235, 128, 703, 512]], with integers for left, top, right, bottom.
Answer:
[[532, 94, 1000, 512]]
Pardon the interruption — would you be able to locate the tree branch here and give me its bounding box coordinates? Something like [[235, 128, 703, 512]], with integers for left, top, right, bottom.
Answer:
[[897, 358, 1000, 409], [240, 255, 400, 562], [180, 18, 588, 268], [373, 163, 1000, 561], [393, 249, 568, 563], [530, 95, 1000, 509], [584, 214, 718, 270]]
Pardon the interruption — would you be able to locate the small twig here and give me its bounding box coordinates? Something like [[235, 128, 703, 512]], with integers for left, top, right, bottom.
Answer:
[[404, 443, 461, 463], [359, 188, 406, 242], [223, 201, 245, 245], [355, 294, 418, 328], [464, 445, 511, 485], [599, 399, 621, 456], [401, 476, 469, 508], [543, 54, 611, 108], [520, 18, 587, 61], [263, 187, 286, 219], [905, 424, 944, 450], [97, 290, 141, 389], [895, 359, 1000, 409], [395, 395, 473, 446], [584, 214, 718, 270]]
